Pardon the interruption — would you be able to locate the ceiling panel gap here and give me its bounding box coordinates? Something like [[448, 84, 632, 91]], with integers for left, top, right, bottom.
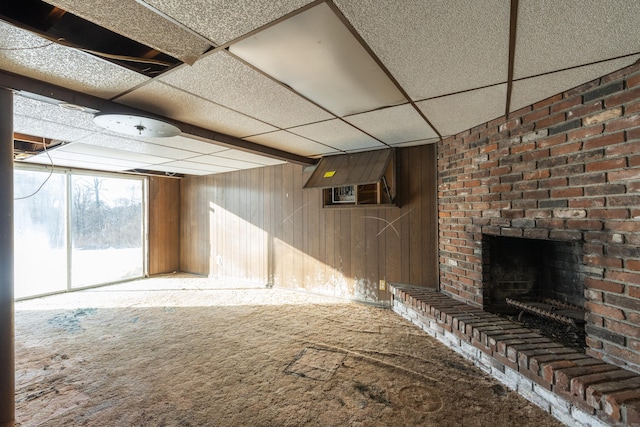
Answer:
[[0, 0, 182, 77]]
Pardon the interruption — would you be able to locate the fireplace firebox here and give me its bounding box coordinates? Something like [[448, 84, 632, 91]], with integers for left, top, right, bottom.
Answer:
[[482, 235, 586, 314]]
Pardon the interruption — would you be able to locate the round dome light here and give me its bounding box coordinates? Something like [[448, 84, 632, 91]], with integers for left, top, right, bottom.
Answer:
[[93, 113, 181, 138]]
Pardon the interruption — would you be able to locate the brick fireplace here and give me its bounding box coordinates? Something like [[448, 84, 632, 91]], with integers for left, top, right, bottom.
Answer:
[[438, 61, 640, 374]]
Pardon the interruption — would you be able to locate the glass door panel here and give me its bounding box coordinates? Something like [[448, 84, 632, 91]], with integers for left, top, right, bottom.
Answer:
[[14, 169, 67, 298], [70, 174, 144, 288]]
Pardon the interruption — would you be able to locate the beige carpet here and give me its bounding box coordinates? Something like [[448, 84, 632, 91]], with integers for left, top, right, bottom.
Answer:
[[14, 275, 563, 426]]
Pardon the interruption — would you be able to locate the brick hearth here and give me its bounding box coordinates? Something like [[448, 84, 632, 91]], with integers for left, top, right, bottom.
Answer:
[[391, 284, 640, 426], [437, 61, 640, 374]]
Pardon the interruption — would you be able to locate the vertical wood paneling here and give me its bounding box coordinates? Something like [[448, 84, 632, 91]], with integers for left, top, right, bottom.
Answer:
[[178, 144, 438, 303], [408, 147, 423, 285], [399, 149, 412, 284], [148, 176, 180, 275]]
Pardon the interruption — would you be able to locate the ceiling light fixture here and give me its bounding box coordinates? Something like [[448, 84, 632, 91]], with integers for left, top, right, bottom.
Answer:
[[93, 113, 181, 138]]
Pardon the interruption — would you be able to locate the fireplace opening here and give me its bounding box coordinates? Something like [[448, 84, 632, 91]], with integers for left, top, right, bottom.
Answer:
[[482, 234, 587, 350]]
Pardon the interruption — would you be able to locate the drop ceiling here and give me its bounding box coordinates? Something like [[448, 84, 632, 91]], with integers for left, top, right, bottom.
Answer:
[[1, 0, 639, 177]]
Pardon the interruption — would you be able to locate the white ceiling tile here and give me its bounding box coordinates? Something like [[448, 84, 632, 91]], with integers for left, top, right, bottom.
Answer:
[[344, 104, 438, 144], [14, 95, 98, 131], [0, 21, 148, 98], [21, 156, 131, 172], [188, 155, 266, 169], [515, 0, 640, 79], [229, 3, 406, 116], [153, 161, 237, 175], [137, 164, 211, 176], [288, 119, 384, 152], [160, 51, 333, 128], [140, 0, 314, 45], [63, 138, 172, 164], [46, 148, 150, 169], [115, 81, 277, 137], [13, 115, 94, 143], [511, 56, 640, 113], [334, 0, 510, 100], [214, 149, 285, 166], [245, 131, 335, 157], [417, 84, 507, 136], [76, 133, 195, 160], [141, 135, 229, 155], [43, 0, 211, 64]]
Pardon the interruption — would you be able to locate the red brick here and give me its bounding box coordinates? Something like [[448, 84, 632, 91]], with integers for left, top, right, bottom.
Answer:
[[571, 369, 638, 398], [522, 107, 550, 124], [583, 132, 625, 150], [554, 363, 619, 392], [550, 141, 582, 156], [628, 73, 640, 88], [566, 219, 603, 230], [630, 155, 640, 167], [538, 177, 567, 188], [584, 301, 625, 320], [567, 124, 604, 141], [608, 168, 640, 182], [627, 100, 640, 115], [603, 219, 638, 233], [536, 112, 566, 129], [585, 158, 627, 172], [569, 198, 605, 208], [522, 148, 550, 162], [550, 187, 583, 198], [510, 142, 535, 155], [588, 208, 629, 219], [607, 194, 640, 207], [605, 87, 640, 108], [606, 270, 640, 285], [605, 319, 640, 339], [567, 100, 603, 119], [583, 255, 623, 269], [480, 143, 498, 153], [627, 128, 640, 141], [489, 166, 511, 176], [628, 260, 640, 271], [606, 114, 640, 132], [585, 376, 640, 411], [539, 355, 592, 384], [585, 278, 625, 293], [551, 96, 582, 113], [536, 134, 567, 149]]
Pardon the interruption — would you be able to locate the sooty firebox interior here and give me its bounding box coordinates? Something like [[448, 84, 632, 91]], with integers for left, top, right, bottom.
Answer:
[[483, 235, 586, 314]]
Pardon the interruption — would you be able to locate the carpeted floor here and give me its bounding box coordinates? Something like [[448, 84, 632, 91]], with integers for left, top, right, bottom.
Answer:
[[14, 275, 564, 426]]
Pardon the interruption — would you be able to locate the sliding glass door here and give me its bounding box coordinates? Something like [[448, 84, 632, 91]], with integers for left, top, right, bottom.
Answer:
[[14, 166, 146, 298]]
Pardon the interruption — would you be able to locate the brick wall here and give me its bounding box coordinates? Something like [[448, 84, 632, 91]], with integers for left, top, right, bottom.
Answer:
[[438, 62, 640, 373]]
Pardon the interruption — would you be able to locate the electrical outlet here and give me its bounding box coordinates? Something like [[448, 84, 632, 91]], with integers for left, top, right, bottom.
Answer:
[[379, 279, 386, 291]]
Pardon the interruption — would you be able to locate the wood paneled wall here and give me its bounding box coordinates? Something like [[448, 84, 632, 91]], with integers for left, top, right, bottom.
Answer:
[[179, 144, 438, 304], [148, 176, 180, 275]]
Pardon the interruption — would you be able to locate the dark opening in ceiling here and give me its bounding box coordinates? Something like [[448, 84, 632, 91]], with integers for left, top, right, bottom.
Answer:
[[13, 132, 64, 160], [0, 0, 182, 77]]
